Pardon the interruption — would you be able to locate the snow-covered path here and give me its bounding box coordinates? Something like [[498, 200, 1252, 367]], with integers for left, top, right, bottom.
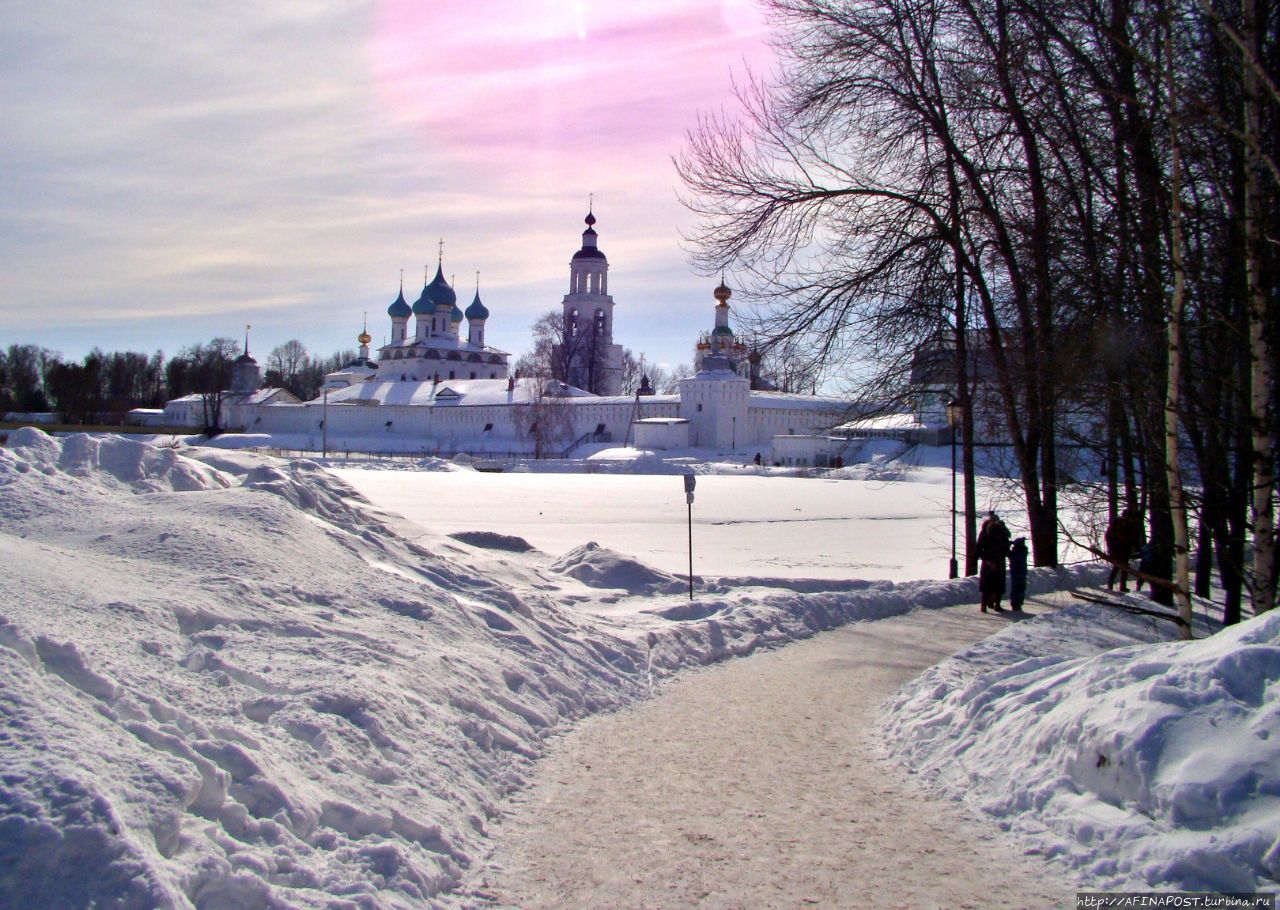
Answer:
[[470, 599, 1077, 909]]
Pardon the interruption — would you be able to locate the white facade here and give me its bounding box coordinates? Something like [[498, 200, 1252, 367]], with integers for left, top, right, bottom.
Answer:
[[173, 212, 864, 453], [680, 366, 750, 450], [770, 435, 860, 468], [633, 417, 690, 450]]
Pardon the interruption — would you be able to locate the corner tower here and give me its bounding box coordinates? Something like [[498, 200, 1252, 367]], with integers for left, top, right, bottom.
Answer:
[[230, 326, 261, 394]]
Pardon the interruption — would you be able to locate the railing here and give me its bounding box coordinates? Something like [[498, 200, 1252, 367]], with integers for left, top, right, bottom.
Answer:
[[558, 432, 593, 458]]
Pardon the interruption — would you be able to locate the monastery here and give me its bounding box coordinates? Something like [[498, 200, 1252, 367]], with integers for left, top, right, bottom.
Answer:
[[160, 211, 855, 457]]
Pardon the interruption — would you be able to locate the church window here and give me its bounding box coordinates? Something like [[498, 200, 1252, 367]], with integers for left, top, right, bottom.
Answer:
[[449, 370, 455, 379], [470, 372, 476, 379], [697, 404, 703, 412]]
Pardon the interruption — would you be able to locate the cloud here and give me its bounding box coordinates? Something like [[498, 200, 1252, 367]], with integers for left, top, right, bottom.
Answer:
[[0, 0, 771, 370]]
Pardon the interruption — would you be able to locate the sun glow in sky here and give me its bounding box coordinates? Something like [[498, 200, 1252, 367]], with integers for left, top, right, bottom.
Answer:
[[1, 0, 773, 373]]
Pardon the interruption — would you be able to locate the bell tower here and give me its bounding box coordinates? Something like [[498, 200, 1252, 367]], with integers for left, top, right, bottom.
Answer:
[[560, 205, 623, 395]]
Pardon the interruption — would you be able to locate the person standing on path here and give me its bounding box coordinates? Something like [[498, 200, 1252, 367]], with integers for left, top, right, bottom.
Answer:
[[975, 512, 1012, 612], [1105, 506, 1143, 592], [1008, 537, 1028, 612]]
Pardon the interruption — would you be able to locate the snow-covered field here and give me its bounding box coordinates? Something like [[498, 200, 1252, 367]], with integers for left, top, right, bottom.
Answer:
[[332, 468, 954, 582], [1, 429, 1276, 906]]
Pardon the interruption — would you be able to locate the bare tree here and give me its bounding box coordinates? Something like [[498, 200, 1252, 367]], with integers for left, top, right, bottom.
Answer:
[[678, 0, 1082, 566], [660, 364, 694, 394], [184, 338, 240, 435], [267, 340, 309, 397], [512, 375, 574, 458]]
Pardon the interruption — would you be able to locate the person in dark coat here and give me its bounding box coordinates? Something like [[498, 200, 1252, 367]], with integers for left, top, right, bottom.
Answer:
[[1105, 507, 1143, 592], [1008, 537, 1028, 612], [975, 511, 1012, 612]]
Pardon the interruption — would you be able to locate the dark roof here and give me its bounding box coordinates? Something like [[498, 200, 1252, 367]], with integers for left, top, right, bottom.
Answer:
[[412, 284, 433, 315], [572, 247, 606, 260], [465, 292, 489, 320], [428, 264, 457, 310], [388, 288, 411, 318]]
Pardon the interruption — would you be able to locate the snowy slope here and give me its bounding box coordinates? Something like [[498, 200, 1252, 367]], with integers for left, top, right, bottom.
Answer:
[[884, 602, 1280, 892], [0, 430, 1103, 908], [0, 430, 653, 908], [30, 428, 1273, 906]]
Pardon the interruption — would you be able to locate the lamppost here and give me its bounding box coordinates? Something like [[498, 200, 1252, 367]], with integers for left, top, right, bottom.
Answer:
[[945, 397, 963, 579], [322, 389, 329, 459]]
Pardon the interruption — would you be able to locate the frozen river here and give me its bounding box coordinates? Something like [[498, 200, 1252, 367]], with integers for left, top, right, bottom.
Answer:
[[330, 467, 965, 582]]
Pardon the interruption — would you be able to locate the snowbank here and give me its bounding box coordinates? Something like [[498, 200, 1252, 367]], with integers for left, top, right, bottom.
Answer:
[[0, 428, 1107, 907], [550, 542, 687, 595], [0, 429, 650, 908], [883, 601, 1280, 892]]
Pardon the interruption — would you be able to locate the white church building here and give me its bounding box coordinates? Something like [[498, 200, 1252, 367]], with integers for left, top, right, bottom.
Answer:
[[172, 211, 856, 457]]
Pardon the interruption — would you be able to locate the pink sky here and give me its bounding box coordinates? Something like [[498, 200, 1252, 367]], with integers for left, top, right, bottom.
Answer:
[[1, 0, 777, 372]]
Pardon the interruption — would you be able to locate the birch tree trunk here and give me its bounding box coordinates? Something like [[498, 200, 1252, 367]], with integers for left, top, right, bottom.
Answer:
[[1165, 6, 1193, 638], [1243, 0, 1276, 614]]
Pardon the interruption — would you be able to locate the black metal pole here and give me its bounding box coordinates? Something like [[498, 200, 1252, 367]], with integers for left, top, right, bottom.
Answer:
[[688, 499, 694, 600], [949, 422, 959, 579]]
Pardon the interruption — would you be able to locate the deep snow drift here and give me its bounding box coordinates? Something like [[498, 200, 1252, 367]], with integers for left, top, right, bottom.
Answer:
[[3, 428, 1274, 906], [884, 603, 1280, 892], [0, 430, 1095, 908], [0, 429, 653, 907]]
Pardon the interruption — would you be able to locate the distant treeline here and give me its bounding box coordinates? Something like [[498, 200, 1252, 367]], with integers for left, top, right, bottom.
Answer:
[[0, 339, 354, 423]]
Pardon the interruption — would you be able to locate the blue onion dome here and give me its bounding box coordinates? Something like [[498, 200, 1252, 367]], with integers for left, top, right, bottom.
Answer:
[[235, 352, 256, 364], [465, 291, 489, 320], [388, 285, 411, 318], [412, 273, 433, 315], [451, 302, 464, 323], [427, 264, 457, 309]]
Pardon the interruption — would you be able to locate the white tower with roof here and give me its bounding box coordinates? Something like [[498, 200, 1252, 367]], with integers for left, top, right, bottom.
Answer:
[[681, 281, 749, 448], [560, 207, 623, 395]]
